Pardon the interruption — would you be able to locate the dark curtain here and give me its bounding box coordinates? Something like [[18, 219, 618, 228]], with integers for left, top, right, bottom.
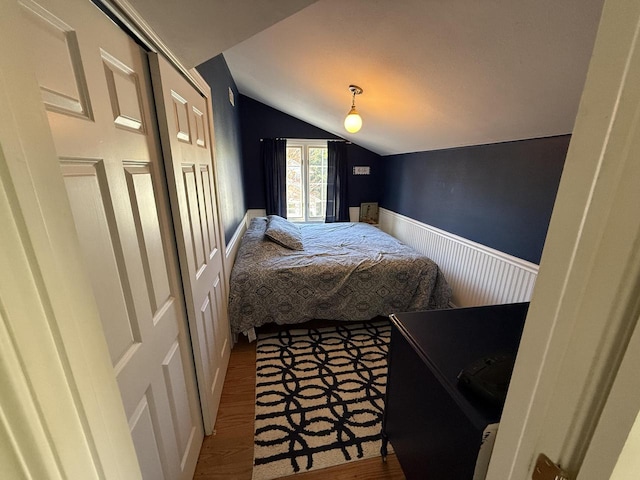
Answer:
[[325, 141, 349, 223], [262, 138, 287, 217]]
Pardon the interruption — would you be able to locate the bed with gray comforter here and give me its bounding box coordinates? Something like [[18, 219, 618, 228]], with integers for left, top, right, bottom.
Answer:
[[228, 216, 452, 335]]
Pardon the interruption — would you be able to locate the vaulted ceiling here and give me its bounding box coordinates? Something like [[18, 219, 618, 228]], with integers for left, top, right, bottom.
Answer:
[[128, 0, 604, 156]]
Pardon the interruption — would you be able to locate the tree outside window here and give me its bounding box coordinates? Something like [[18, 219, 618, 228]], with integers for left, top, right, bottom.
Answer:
[[286, 140, 328, 222]]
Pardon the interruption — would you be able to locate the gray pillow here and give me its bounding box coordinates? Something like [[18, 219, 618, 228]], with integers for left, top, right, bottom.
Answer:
[[264, 215, 304, 250]]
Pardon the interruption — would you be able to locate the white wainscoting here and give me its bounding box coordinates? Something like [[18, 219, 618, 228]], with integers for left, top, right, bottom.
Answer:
[[247, 208, 267, 222], [225, 209, 266, 259], [378, 208, 539, 307], [349, 206, 360, 222], [227, 207, 535, 307], [223, 209, 265, 285], [223, 215, 245, 283]]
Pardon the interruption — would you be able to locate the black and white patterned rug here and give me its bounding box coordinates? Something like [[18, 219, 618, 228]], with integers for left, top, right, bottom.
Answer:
[[252, 321, 391, 480]]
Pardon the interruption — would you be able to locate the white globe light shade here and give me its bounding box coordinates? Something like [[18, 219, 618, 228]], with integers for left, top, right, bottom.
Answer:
[[344, 109, 362, 133]]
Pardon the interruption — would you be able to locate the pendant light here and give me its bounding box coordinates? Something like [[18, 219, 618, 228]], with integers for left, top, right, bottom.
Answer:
[[344, 85, 363, 133]]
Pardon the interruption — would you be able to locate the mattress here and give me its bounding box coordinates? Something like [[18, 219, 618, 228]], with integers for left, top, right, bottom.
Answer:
[[228, 217, 452, 335]]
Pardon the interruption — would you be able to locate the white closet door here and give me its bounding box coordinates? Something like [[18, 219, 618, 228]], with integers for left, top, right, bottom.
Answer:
[[150, 54, 231, 434], [19, 0, 203, 478]]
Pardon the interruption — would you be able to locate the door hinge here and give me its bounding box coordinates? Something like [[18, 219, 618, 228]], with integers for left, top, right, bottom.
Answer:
[[532, 453, 571, 480]]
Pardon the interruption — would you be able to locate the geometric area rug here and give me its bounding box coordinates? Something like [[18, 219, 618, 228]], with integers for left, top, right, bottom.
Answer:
[[252, 321, 392, 480]]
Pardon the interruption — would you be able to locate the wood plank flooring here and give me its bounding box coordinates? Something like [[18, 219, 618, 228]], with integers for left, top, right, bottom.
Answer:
[[193, 333, 405, 479]]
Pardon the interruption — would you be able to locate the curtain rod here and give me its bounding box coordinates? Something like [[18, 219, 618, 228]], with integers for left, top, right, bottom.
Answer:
[[259, 138, 351, 144]]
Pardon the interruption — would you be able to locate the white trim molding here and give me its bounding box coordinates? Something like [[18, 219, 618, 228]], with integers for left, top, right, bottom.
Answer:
[[378, 208, 539, 307], [224, 209, 266, 278], [247, 208, 267, 222], [349, 206, 360, 222], [224, 214, 248, 264]]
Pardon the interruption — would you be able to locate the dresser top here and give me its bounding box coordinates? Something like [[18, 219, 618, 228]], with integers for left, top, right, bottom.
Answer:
[[390, 302, 529, 427]]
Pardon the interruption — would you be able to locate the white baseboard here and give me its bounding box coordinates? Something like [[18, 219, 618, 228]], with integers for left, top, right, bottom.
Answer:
[[378, 208, 539, 307]]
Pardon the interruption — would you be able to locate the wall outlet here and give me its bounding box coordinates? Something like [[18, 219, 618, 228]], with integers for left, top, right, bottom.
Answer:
[[353, 166, 370, 175]]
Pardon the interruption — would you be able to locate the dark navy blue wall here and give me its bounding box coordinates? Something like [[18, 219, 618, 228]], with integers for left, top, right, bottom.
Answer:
[[197, 55, 246, 244], [239, 95, 383, 210], [195, 57, 565, 263], [381, 135, 569, 264]]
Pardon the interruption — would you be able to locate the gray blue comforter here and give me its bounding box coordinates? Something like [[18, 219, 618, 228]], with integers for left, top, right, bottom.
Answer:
[[228, 218, 452, 334]]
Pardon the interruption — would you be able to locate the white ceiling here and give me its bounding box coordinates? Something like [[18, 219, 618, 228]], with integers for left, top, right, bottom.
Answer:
[[129, 0, 605, 156]]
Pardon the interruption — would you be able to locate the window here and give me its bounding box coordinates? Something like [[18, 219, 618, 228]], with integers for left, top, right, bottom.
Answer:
[[286, 140, 328, 222]]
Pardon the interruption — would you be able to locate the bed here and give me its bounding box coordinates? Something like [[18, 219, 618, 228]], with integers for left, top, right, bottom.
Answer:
[[228, 215, 452, 335]]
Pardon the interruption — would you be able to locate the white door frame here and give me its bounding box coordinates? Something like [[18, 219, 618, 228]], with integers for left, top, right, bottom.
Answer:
[[4, 0, 639, 479], [488, 0, 640, 478], [583, 307, 640, 479]]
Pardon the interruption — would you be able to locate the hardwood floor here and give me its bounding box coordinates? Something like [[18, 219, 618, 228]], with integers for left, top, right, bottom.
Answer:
[[193, 333, 405, 479]]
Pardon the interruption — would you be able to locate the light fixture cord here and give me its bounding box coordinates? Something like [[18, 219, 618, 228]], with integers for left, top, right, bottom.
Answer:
[[351, 91, 356, 109]]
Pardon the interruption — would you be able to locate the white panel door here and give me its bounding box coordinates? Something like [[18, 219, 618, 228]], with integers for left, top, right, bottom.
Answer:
[[19, 1, 203, 478], [150, 54, 231, 434]]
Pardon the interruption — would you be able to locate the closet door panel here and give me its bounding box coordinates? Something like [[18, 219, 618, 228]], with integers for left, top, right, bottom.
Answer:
[[150, 54, 230, 434], [21, 1, 203, 478]]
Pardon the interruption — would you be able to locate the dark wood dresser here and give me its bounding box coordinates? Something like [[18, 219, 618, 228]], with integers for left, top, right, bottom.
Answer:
[[381, 303, 529, 479]]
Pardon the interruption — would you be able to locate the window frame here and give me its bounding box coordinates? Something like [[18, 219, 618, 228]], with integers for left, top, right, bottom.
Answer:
[[285, 139, 328, 223]]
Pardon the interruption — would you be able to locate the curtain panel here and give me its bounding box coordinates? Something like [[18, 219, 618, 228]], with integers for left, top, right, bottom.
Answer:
[[325, 141, 349, 223], [262, 138, 287, 217]]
